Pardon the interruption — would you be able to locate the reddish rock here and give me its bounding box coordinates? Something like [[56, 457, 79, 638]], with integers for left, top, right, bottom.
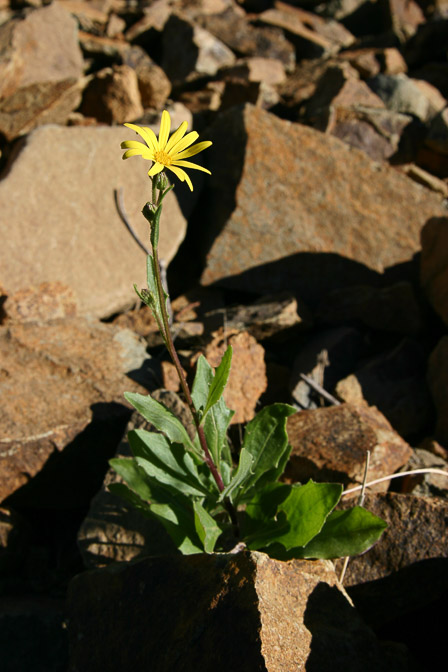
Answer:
[[80, 65, 144, 124], [68, 551, 401, 672], [420, 216, 448, 326], [202, 329, 267, 423], [200, 105, 445, 303], [123, 46, 172, 110], [0, 4, 84, 139], [2, 282, 78, 324], [427, 335, 448, 445], [285, 403, 413, 491], [0, 317, 148, 502], [383, 0, 425, 40]]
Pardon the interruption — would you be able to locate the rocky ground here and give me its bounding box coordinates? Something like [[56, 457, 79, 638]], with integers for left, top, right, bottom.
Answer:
[[1, 0, 448, 669]]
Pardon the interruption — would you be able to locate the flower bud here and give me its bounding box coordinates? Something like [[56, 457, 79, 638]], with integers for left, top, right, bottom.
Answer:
[[154, 171, 169, 191], [142, 202, 157, 223]]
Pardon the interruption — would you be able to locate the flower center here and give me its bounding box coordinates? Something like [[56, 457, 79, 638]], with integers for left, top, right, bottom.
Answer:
[[154, 149, 172, 166]]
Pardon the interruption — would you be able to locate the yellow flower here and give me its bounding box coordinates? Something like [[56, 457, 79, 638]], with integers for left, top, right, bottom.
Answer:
[[121, 110, 212, 191]]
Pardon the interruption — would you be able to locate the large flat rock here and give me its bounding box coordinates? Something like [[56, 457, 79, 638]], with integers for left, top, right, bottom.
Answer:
[[200, 105, 446, 304], [0, 124, 187, 318]]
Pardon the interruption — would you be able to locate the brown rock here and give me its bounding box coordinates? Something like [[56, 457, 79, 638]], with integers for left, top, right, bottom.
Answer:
[[2, 282, 78, 323], [68, 551, 401, 672], [400, 163, 448, 196], [316, 282, 422, 334], [379, 47, 407, 75], [427, 335, 448, 445], [204, 292, 309, 341], [200, 105, 445, 303], [398, 447, 448, 497], [284, 403, 413, 491], [202, 329, 267, 423], [340, 48, 381, 78], [0, 317, 149, 502], [0, 124, 187, 318], [123, 46, 172, 110], [58, 0, 109, 33], [198, 7, 295, 71], [0, 4, 84, 139], [223, 57, 286, 86], [162, 13, 236, 84], [334, 493, 448, 630], [420, 216, 448, 326], [383, 0, 425, 41], [80, 65, 144, 124], [334, 339, 432, 439], [259, 4, 354, 59], [77, 30, 127, 60], [125, 0, 172, 39]]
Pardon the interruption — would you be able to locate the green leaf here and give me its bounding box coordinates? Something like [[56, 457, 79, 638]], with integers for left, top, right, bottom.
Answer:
[[245, 481, 342, 551], [203, 397, 234, 468], [108, 482, 153, 517], [202, 346, 232, 418], [124, 391, 200, 457], [295, 506, 388, 559], [191, 355, 213, 416], [193, 501, 222, 553], [110, 456, 203, 554], [221, 403, 296, 504], [129, 429, 209, 497], [109, 458, 153, 502]]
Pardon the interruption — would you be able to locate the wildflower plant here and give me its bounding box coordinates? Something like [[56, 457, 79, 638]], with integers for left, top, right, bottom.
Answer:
[[110, 111, 387, 558]]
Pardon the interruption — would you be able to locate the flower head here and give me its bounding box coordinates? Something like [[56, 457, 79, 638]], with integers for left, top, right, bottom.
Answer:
[[121, 110, 212, 191]]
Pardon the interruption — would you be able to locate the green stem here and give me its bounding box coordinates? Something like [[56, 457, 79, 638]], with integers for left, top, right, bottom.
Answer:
[[150, 216, 225, 494]]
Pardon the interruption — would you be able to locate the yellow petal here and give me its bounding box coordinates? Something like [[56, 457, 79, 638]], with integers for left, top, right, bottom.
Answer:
[[158, 110, 171, 151], [124, 123, 159, 153], [172, 140, 212, 161], [165, 121, 188, 154], [168, 131, 199, 157], [122, 147, 153, 160], [148, 162, 165, 177], [172, 159, 211, 175], [168, 165, 193, 191]]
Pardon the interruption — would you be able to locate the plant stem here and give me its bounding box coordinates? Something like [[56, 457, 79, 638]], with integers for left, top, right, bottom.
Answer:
[[150, 230, 225, 494]]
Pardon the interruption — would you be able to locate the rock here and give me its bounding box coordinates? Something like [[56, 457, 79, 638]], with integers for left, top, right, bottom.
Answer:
[[0, 124, 187, 319], [222, 56, 286, 86], [316, 282, 422, 334], [258, 6, 352, 59], [67, 551, 404, 672], [0, 317, 149, 503], [284, 403, 413, 491], [420, 216, 448, 326], [290, 327, 363, 410], [398, 447, 448, 497], [80, 65, 144, 124], [306, 62, 386, 126], [2, 282, 78, 323], [77, 406, 185, 569], [427, 335, 448, 445], [198, 7, 296, 71], [0, 596, 68, 672], [400, 163, 448, 196], [58, 0, 109, 34], [368, 73, 446, 122], [201, 329, 267, 423], [200, 105, 445, 305], [122, 45, 172, 110], [382, 0, 425, 41], [203, 292, 309, 341], [161, 13, 236, 84], [334, 493, 448, 631], [335, 339, 432, 439], [77, 30, 127, 61], [0, 4, 84, 140], [380, 47, 408, 75], [425, 107, 448, 156]]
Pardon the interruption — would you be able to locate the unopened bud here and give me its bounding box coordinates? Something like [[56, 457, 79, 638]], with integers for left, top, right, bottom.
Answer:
[[142, 202, 157, 223], [154, 171, 169, 191]]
